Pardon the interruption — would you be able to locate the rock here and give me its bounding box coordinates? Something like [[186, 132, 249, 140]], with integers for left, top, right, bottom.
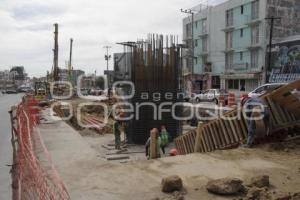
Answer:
[[246, 187, 270, 200], [206, 178, 243, 195], [284, 148, 289, 152], [246, 187, 264, 200], [250, 175, 270, 188], [274, 193, 292, 200], [161, 175, 183, 193], [293, 192, 300, 200]]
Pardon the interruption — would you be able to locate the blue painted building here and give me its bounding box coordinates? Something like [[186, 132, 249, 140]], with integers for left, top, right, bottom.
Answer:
[[183, 0, 300, 94]]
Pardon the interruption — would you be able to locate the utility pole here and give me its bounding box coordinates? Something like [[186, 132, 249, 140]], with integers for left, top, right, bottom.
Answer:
[[68, 38, 73, 83], [265, 16, 281, 83], [103, 46, 112, 71], [53, 23, 59, 81], [180, 9, 195, 77], [103, 45, 112, 98]]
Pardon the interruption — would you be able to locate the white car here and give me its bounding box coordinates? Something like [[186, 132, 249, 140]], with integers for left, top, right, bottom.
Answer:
[[248, 83, 287, 98], [193, 89, 227, 104]]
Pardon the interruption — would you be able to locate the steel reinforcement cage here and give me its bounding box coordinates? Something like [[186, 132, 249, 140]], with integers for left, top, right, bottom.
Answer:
[[126, 34, 183, 144]]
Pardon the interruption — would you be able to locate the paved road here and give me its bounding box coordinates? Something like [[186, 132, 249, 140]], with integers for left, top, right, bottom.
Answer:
[[0, 93, 23, 200]]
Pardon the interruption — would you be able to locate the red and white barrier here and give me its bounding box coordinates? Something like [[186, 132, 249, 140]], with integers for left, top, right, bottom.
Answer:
[[11, 95, 70, 200], [228, 93, 236, 107]]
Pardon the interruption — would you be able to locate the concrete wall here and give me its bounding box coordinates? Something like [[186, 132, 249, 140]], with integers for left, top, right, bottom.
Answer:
[[266, 0, 300, 40]]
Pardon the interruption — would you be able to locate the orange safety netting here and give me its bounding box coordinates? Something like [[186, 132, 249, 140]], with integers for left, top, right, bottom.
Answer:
[[14, 95, 70, 200]]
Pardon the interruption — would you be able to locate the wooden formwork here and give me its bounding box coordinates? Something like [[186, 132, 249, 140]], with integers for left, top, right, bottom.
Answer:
[[175, 79, 300, 155]]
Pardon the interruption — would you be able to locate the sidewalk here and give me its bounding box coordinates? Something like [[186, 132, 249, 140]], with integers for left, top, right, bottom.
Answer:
[[38, 110, 161, 200]]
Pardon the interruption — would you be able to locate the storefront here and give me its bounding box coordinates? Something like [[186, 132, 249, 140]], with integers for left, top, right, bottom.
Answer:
[[221, 73, 262, 94]]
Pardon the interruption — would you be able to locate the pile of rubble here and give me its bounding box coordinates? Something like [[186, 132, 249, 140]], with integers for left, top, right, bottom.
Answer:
[[154, 175, 300, 200]]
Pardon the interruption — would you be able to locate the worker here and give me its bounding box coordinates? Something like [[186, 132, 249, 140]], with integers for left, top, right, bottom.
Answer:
[[122, 120, 131, 144], [160, 125, 169, 154], [145, 133, 150, 158], [243, 97, 270, 148], [114, 112, 125, 150], [145, 128, 161, 159]]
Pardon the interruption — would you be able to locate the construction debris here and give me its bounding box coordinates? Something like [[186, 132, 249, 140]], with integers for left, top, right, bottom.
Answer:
[[206, 178, 244, 195], [106, 155, 130, 161], [175, 79, 300, 155], [249, 175, 270, 188], [246, 187, 270, 200], [161, 175, 183, 193]]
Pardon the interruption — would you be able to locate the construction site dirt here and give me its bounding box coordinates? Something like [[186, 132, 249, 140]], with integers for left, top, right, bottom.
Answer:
[[34, 100, 300, 200]]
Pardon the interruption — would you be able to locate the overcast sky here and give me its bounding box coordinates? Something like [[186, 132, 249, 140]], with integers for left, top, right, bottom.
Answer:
[[0, 0, 225, 77]]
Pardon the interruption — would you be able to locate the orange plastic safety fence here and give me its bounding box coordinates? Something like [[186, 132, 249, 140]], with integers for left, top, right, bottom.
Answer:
[[14, 95, 70, 200]]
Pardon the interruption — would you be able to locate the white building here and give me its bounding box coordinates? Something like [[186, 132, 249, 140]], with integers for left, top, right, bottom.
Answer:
[[183, 0, 300, 94]]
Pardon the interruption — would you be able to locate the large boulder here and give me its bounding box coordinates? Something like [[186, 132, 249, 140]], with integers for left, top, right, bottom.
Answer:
[[250, 175, 270, 188], [161, 175, 183, 193], [206, 178, 243, 195]]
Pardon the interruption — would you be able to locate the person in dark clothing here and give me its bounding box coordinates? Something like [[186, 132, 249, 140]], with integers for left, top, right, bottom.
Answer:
[[113, 120, 122, 150], [243, 97, 270, 148]]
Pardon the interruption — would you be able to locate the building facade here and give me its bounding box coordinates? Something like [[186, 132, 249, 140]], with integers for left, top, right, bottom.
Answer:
[[183, 0, 300, 94], [268, 35, 300, 83], [58, 69, 85, 85]]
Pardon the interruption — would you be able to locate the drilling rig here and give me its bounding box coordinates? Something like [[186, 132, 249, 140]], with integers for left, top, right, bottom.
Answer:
[[68, 38, 73, 84], [53, 23, 59, 82]]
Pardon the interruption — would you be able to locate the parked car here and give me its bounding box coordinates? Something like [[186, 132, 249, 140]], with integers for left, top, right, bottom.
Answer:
[[17, 87, 34, 93], [193, 89, 228, 104], [183, 92, 196, 102], [5, 89, 18, 94], [241, 83, 287, 104], [79, 88, 89, 96]]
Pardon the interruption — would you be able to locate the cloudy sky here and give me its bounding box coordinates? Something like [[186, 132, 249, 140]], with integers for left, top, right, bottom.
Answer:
[[0, 0, 224, 77]]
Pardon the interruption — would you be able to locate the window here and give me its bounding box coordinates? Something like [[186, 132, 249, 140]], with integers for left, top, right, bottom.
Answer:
[[195, 57, 198, 64], [186, 39, 192, 49], [186, 58, 193, 71], [226, 31, 233, 49], [251, 25, 259, 45], [226, 9, 234, 27], [212, 76, 221, 89], [240, 80, 246, 91], [202, 38, 208, 52], [251, 50, 259, 68], [241, 5, 244, 14], [203, 56, 211, 72], [240, 29, 244, 37], [186, 23, 192, 38], [228, 80, 239, 90], [195, 39, 198, 47], [195, 21, 198, 28], [254, 85, 268, 94], [202, 55, 208, 64], [225, 53, 234, 70], [251, 0, 259, 20], [202, 19, 207, 34], [240, 52, 243, 61]]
